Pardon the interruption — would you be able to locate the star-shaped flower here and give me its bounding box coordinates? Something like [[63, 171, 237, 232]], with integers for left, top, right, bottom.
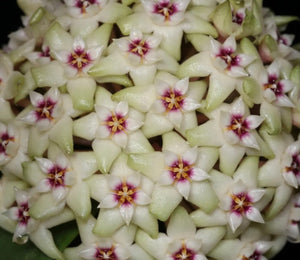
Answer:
[[20, 87, 62, 131], [220, 97, 264, 149], [220, 180, 265, 232], [95, 101, 144, 148]]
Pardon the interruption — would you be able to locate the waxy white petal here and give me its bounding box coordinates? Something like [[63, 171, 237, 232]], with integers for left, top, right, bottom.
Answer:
[[248, 189, 265, 202], [229, 212, 243, 232], [36, 179, 52, 193], [245, 207, 264, 223], [35, 157, 55, 173], [134, 190, 151, 205], [246, 115, 264, 129], [29, 91, 44, 107], [113, 132, 128, 148], [100, 194, 119, 208], [283, 172, 298, 188], [191, 168, 209, 181], [174, 77, 189, 94], [240, 132, 259, 149], [119, 203, 134, 225], [52, 186, 68, 201], [176, 180, 191, 199]]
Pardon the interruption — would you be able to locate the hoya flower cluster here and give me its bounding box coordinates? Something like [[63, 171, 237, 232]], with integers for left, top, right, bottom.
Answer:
[[0, 0, 300, 259]]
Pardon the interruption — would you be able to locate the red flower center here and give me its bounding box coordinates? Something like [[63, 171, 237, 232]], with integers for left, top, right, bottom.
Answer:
[[231, 192, 252, 215], [95, 246, 118, 260], [153, 1, 178, 21]]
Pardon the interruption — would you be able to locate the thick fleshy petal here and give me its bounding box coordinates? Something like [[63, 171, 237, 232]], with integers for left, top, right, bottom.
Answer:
[[191, 168, 209, 182], [245, 207, 264, 223], [248, 189, 265, 203], [229, 212, 243, 232], [52, 186, 68, 201], [35, 157, 55, 173], [119, 203, 134, 225], [134, 190, 151, 205], [176, 180, 191, 199], [99, 194, 119, 208]]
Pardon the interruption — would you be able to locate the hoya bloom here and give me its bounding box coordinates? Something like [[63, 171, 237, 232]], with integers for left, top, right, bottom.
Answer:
[[52, 37, 103, 78], [286, 194, 300, 242], [95, 101, 143, 148], [151, 77, 201, 128], [141, 0, 190, 26], [210, 36, 255, 77], [25, 45, 52, 65], [281, 140, 300, 188], [0, 122, 19, 166], [79, 238, 129, 260], [259, 60, 295, 107], [238, 240, 272, 260], [220, 180, 265, 232], [20, 87, 62, 131], [220, 97, 264, 149], [115, 28, 162, 66], [98, 174, 151, 225], [160, 147, 209, 200], [136, 206, 207, 260], [35, 155, 74, 202], [4, 188, 38, 244], [64, 0, 106, 17]]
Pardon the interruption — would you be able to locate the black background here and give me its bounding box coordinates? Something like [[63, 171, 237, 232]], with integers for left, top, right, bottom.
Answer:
[[1, 1, 299, 259]]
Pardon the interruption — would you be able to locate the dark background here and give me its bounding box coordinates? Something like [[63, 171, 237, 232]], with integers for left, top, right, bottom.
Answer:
[[1, 1, 299, 259]]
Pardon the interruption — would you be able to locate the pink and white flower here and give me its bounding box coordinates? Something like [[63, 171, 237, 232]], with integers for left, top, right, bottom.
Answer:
[[52, 37, 103, 77], [221, 181, 265, 232], [35, 155, 74, 202], [141, 0, 190, 26], [210, 36, 255, 77], [79, 238, 129, 260], [115, 28, 162, 66], [152, 77, 201, 128], [160, 147, 209, 199], [20, 87, 62, 130], [64, 0, 106, 17], [95, 101, 143, 148], [220, 97, 264, 149], [238, 240, 272, 260], [4, 189, 38, 244], [281, 140, 300, 188], [0, 122, 19, 165], [260, 60, 295, 107], [98, 174, 151, 225]]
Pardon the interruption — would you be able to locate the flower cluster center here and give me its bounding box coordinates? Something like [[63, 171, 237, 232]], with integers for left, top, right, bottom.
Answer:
[[160, 87, 185, 112], [17, 202, 30, 225], [114, 181, 137, 206], [68, 48, 91, 71], [75, 0, 98, 13], [128, 39, 150, 58], [35, 98, 56, 121], [285, 153, 300, 176], [264, 74, 283, 97], [0, 132, 14, 155], [226, 114, 249, 138], [172, 243, 195, 260], [95, 246, 118, 260], [241, 250, 261, 260], [231, 192, 253, 215], [153, 1, 178, 21], [168, 157, 193, 183], [47, 165, 68, 188], [218, 48, 240, 69], [104, 112, 127, 136]]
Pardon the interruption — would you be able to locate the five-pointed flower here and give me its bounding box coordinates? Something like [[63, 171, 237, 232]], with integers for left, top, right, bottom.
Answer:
[[98, 174, 151, 225], [4, 188, 38, 244], [141, 0, 190, 26], [151, 77, 201, 128], [160, 147, 209, 200], [221, 180, 265, 232], [52, 37, 103, 78], [79, 238, 129, 260], [35, 155, 74, 202], [115, 28, 162, 66], [220, 97, 264, 149], [64, 0, 105, 17], [0, 122, 19, 166], [20, 87, 62, 131], [95, 101, 144, 148], [210, 36, 255, 77], [238, 240, 272, 260], [259, 60, 295, 107], [281, 140, 300, 188]]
